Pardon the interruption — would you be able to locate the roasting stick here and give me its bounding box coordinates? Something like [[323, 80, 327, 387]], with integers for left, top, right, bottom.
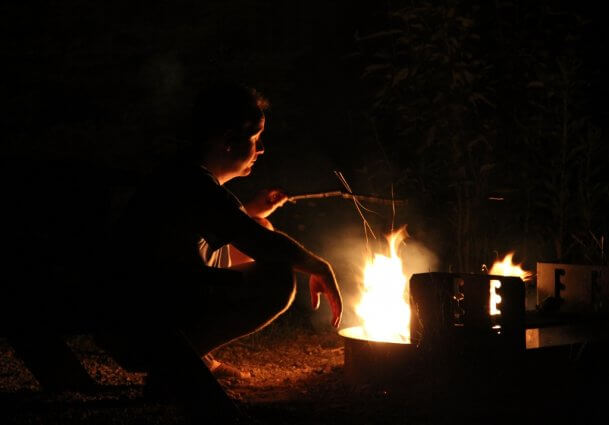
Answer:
[[287, 191, 407, 206]]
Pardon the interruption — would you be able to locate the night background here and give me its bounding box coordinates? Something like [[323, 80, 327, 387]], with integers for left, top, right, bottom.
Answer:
[[2, 0, 608, 424]]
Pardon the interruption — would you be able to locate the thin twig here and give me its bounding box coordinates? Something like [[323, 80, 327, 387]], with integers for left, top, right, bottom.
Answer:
[[335, 171, 377, 250]]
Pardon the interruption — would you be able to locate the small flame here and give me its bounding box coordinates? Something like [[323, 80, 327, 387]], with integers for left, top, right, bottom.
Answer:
[[356, 227, 411, 343], [489, 252, 532, 281], [488, 252, 532, 316]]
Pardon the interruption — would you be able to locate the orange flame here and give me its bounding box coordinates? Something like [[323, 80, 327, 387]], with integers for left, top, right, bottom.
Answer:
[[489, 252, 532, 281], [355, 227, 411, 343], [488, 252, 532, 316]]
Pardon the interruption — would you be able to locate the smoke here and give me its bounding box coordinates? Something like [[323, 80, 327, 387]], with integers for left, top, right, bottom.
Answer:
[[306, 226, 369, 332], [401, 238, 439, 282]]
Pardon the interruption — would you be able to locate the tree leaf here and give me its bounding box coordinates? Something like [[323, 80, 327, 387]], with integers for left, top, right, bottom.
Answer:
[[392, 68, 410, 86], [361, 64, 391, 79]]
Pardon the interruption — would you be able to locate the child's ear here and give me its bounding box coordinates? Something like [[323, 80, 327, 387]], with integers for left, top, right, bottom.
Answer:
[[223, 130, 236, 152], [223, 129, 235, 140]]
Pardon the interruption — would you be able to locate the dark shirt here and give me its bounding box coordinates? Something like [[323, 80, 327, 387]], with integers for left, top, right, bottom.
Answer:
[[112, 160, 249, 284]]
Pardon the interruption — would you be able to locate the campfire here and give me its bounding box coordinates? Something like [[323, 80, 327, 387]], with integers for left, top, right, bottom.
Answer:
[[339, 232, 533, 386], [338, 227, 417, 385], [351, 227, 411, 344]]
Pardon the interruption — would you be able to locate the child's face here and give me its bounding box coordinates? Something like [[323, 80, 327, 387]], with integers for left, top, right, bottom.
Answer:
[[227, 116, 265, 177]]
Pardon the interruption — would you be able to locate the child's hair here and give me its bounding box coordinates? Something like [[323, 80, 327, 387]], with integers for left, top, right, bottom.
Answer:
[[191, 82, 269, 150]]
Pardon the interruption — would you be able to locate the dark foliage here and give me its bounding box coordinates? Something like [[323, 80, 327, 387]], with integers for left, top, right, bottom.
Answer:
[[350, 0, 608, 270]]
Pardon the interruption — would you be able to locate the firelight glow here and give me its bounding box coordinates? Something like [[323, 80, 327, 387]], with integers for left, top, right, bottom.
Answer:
[[489, 252, 532, 316], [355, 227, 411, 343]]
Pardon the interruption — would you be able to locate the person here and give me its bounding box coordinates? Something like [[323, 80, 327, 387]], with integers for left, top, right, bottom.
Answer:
[[103, 82, 342, 420]]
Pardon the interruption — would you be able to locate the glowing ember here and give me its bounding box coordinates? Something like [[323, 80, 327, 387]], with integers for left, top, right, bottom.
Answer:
[[489, 252, 532, 316], [355, 227, 411, 343]]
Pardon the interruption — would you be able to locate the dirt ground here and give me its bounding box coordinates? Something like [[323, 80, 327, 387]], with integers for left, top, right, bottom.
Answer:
[[1, 319, 606, 425]]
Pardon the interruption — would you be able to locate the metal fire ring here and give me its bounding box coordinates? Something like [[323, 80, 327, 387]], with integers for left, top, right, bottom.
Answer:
[[339, 326, 420, 386]]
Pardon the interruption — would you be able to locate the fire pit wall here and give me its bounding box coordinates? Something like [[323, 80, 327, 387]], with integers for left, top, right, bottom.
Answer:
[[342, 330, 419, 386], [409, 272, 526, 376], [341, 273, 526, 387]]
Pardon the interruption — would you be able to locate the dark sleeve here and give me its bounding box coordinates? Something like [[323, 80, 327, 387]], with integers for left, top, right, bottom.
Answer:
[[189, 174, 253, 251]]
